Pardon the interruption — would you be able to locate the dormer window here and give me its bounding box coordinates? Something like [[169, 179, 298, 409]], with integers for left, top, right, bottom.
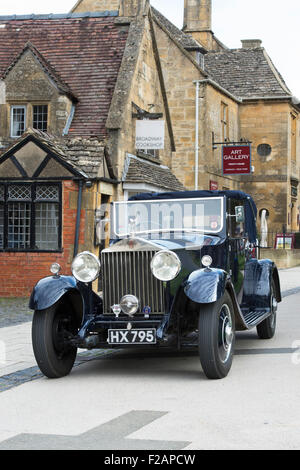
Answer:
[[33, 105, 48, 132], [11, 105, 26, 138], [10, 104, 48, 138]]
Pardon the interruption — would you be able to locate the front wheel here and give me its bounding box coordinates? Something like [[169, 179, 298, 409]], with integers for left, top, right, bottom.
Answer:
[[198, 291, 235, 379], [32, 301, 78, 378]]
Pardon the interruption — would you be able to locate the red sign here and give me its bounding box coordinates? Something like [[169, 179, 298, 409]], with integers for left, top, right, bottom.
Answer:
[[222, 145, 251, 175], [210, 180, 218, 190]]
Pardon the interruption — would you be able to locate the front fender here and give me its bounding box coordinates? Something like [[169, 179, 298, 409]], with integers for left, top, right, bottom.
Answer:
[[29, 275, 78, 311], [184, 268, 228, 304]]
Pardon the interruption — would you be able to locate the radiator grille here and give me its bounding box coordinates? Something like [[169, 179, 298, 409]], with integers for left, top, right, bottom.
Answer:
[[101, 251, 165, 315]]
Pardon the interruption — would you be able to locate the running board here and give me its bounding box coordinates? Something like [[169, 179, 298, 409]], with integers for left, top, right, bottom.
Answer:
[[241, 308, 271, 328]]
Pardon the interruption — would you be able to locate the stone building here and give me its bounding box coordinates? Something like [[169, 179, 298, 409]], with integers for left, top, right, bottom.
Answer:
[[0, 0, 299, 296], [71, 0, 300, 237], [152, 0, 300, 236], [0, 3, 183, 296]]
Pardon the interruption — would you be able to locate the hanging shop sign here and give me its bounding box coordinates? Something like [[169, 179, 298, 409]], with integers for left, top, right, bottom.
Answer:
[[222, 145, 251, 175], [136, 120, 165, 150]]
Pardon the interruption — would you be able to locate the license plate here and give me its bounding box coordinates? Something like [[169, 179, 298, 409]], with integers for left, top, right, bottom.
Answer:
[[108, 329, 156, 345]]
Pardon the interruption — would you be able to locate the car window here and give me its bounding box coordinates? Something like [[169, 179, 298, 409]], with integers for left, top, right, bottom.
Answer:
[[228, 199, 245, 238]]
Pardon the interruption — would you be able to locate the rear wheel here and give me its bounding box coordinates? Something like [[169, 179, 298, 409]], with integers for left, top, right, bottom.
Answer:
[[198, 291, 235, 379], [32, 300, 79, 378], [256, 279, 277, 339]]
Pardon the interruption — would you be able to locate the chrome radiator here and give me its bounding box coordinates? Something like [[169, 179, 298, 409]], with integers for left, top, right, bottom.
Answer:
[[101, 250, 165, 315]]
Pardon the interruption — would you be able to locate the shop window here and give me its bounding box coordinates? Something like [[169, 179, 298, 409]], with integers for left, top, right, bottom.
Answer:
[[0, 183, 61, 251]]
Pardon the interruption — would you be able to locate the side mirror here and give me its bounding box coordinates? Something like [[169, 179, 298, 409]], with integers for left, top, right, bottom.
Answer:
[[235, 206, 245, 223]]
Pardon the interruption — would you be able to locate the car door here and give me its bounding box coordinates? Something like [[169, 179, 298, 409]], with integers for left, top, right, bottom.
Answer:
[[227, 199, 247, 304]]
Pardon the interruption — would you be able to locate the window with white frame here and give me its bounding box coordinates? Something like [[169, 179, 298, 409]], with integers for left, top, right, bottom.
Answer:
[[11, 106, 26, 138], [10, 104, 49, 138]]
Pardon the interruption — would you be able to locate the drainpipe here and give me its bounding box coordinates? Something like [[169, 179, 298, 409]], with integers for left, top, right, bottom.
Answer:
[[193, 80, 200, 190], [74, 179, 84, 258]]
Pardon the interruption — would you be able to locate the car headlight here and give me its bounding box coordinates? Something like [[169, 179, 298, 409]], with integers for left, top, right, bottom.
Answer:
[[71, 251, 100, 283], [150, 250, 181, 282]]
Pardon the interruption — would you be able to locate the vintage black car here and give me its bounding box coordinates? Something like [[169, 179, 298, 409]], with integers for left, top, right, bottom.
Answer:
[[30, 190, 281, 380]]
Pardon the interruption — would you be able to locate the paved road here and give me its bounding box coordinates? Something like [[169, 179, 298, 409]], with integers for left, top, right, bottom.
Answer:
[[0, 288, 299, 450]]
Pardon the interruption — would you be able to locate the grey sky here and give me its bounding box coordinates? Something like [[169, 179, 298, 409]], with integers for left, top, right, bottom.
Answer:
[[1, 0, 299, 97]]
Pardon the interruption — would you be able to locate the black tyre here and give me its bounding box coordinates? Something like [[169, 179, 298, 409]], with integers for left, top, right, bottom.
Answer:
[[256, 279, 277, 340], [198, 291, 235, 380], [32, 300, 79, 378]]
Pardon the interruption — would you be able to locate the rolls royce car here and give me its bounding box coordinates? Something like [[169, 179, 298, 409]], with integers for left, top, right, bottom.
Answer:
[[30, 190, 281, 380]]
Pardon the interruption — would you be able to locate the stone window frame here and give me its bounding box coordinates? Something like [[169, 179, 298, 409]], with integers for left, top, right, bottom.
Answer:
[[9, 102, 49, 138], [0, 181, 62, 252]]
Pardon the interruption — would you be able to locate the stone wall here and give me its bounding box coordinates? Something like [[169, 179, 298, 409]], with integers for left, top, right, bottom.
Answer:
[[107, 16, 174, 199], [153, 21, 240, 191], [1, 50, 73, 138], [72, 0, 120, 12], [239, 101, 298, 234]]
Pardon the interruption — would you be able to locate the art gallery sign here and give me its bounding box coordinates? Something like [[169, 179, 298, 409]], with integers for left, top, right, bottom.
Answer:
[[222, 145, 251, 175], [136, 120, 165, 150]]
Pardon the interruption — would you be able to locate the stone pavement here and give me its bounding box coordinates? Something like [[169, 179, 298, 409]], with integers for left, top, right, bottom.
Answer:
[[0, 266, 299, 382], [278, 266, 300, 295], [0, 298, 32, 328]]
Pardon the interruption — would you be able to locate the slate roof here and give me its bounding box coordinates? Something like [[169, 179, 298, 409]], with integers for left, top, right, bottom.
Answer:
[[0, 13, 129, 138], [204, 47, 291, 99], [151, 7, 206, 52], [123, 154, 185, 192], [0, 128, 114, 180]]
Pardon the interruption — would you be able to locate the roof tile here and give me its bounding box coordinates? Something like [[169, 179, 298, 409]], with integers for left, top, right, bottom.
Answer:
[[0, 15, 129, 138]]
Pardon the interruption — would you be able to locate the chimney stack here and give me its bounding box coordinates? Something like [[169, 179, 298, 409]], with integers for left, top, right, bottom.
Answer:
[[119, 0, 148, 17], [183, 0, 213, 50], [241, 39, 262, 49]]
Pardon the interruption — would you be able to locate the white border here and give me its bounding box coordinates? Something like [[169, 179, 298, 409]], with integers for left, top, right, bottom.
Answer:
[[10, 105, 27, 138], [108, 328, 157, 345], [113, 197, 225, 237]]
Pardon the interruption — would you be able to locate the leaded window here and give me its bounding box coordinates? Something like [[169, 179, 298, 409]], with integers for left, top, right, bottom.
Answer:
[[0, 183, 61, 251], [33, 105, 48, 132]]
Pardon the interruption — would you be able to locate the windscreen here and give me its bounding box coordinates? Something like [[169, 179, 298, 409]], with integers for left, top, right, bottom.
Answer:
[[113, 197, 224, 238]]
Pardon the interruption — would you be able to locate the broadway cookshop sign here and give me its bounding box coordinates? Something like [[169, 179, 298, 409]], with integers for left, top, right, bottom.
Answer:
[[136, 120, 165, 150], [222, 145, 251, 175]]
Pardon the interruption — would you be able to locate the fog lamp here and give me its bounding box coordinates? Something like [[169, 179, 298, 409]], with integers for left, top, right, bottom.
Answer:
[[120, 295, 139, 316]]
